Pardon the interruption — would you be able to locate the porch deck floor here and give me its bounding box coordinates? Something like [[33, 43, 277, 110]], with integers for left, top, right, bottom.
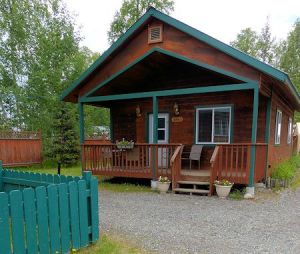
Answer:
[[181, 169, 210, 177]]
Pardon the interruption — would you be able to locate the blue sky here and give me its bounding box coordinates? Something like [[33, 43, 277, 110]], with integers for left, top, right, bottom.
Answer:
[[65, 0, 300, 53]]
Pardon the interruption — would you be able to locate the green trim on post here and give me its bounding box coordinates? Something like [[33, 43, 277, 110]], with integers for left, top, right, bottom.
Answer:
[[0, 160, 3, 192], [152, 96, 158, 180], [80, 83, 257, 103], [249, 87, 259, 187], [79, 102, 85, 144]]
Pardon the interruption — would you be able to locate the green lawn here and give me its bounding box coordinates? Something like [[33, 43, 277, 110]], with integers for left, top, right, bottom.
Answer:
[[76, 234, 150, 254], [12, 164, 152, 193]]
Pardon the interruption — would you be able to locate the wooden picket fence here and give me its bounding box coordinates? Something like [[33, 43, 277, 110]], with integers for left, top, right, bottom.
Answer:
[[0, 161, 99, 254]]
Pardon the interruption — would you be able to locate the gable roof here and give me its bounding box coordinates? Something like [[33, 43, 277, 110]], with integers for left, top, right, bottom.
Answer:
[[61, 7, 300, 105]]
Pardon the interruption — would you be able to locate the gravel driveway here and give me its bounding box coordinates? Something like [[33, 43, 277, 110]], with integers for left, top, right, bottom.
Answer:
[[100, 189, 300, 254]]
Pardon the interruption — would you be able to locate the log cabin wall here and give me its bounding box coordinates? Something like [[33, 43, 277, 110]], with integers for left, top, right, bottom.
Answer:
[[110, 90, 268, 144], [267, 90, 294, 174]]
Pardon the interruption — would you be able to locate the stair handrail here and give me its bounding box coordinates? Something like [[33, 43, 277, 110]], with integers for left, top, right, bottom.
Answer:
[[209, 145, 220, 196], [171, 145, 184, 190]]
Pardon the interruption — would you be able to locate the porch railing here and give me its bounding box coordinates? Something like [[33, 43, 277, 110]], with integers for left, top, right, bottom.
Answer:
[[82, 143, 181, 179], [210, 143, 268, 193]]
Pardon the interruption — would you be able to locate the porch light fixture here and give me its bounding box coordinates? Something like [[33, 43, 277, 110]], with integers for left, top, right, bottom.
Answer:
[[136, 105, 142, 117], [173, 102, 180, 115]]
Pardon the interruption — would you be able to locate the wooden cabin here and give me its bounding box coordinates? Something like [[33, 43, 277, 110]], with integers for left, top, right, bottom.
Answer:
[[61, 7, 300, 196]]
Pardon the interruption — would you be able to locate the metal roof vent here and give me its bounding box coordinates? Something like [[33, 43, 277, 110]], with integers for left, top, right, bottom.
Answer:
[[148, 25, 163, 44]]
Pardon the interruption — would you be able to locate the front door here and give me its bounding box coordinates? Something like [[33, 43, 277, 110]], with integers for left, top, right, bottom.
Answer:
[[149, 113, 169, 167]]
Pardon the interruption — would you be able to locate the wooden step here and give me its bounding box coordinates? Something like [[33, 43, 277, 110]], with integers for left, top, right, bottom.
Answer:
[[177, 181, 210, 185], [174, 188, 209, 194]]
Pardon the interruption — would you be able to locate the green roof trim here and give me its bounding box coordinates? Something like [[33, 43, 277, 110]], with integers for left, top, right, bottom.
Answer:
[[83, 47, 254, 98], [61, 7, 300, 104]]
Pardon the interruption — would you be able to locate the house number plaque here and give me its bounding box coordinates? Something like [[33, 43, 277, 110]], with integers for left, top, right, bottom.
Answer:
[[172, 116, 183, 122]]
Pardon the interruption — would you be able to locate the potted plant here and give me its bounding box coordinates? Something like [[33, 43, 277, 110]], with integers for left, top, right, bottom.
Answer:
[[157, 176, 171, 193], [116, 138, 134, 150], [214, 179, 233, 198]]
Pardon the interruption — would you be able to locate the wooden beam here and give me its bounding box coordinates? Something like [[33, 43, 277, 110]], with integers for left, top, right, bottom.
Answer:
[[152, 96, 158, 180], [80, 83, 258, 103]]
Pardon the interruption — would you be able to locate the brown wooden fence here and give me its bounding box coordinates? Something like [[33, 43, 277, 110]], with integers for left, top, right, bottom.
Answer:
[[0, 131, 42, 167]]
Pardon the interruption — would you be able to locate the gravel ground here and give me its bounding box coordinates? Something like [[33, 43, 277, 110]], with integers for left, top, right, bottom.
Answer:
[[100, 189, 300, 254]]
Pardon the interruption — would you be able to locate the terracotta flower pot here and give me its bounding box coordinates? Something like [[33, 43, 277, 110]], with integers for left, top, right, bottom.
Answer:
[[215, 184, 233, 198], [157, 182, 170, 193]]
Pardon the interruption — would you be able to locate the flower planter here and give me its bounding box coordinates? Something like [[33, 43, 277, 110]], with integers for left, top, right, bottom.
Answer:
[[116, 143, 134, 150], [157, 182, 170, 193], [215, 184, 233, 198]]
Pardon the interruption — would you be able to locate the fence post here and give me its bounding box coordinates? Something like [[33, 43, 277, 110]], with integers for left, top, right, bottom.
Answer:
[[82, 171, 92, 188], [0, 160, 3, 192]]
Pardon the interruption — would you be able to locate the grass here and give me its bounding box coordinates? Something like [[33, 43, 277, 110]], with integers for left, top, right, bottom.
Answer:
[[290, 168, 300, 190], [76, 234, 149, 254], [270, 155, 300, 180], [11, 164, 152, 193], [229, 188, 245, 200]]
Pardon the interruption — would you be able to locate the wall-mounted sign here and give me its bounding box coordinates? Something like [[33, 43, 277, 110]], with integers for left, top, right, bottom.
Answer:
[[172, 116, 183, 123]]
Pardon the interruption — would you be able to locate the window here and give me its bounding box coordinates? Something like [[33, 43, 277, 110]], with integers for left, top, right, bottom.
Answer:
[[275, 109, 282, 145], [287, 117, 292, 144], [195, 106, 231, 144]]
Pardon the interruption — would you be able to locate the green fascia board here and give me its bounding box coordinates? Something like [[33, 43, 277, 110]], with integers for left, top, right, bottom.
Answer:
[[80, 83, 258, 103], [61, 7, 300, 104], [83, 47, 254, 98]]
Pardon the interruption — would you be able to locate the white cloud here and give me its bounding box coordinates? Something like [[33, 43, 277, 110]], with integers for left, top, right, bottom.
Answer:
[[65, 0, 300, 53]]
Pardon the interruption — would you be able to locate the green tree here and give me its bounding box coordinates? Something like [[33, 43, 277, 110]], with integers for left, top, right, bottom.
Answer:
[[51, 103, 79, 166], [230, 28, 259, 57], [257, 18, 276, 65], [280, 19, 300, 121], [108, 0, 174, 44]]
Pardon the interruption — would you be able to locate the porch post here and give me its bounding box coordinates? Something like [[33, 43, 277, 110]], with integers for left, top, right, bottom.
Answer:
[[79, 102, 85, 172], [79, 102, 85, 144], [247, 86, 259, 194], [152, 96, 158, 179]]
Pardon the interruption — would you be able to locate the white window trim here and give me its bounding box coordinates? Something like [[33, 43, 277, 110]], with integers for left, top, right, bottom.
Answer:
[[287, 117, 292, 144], [275, 109, 282, 145], [195, 106, 231, 144]]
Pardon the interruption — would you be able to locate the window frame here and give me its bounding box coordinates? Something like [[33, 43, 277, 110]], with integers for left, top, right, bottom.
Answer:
[[275, 109, 282, 145], [195, 106, 232, 145], [287, 117, 292, 144]]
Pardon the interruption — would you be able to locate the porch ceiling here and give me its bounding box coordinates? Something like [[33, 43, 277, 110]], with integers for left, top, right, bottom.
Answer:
[[88, 51, 242, 97]]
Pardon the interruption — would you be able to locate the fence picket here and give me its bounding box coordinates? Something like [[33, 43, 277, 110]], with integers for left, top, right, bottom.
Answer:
[[78, 180, 89, 247], [90, 177, 99, 242], [23, 188, 38, 254], [0, 192, 11, 254], [47, 184, 61, 253], [58, 183, 71, 254], [36, 186, 50, 254], [69, 181, 81, 249], [0, 169, 99, 253], [10, 190, 26, 254]]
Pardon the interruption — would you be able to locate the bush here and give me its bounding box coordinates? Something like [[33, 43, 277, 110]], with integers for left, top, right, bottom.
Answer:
[[270, 155, 300, 180]]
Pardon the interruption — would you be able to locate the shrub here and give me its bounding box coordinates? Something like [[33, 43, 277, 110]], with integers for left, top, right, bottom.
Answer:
[[270, 155, 300, 180]]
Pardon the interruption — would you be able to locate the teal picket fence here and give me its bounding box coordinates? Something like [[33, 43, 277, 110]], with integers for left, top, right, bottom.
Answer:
[[0, 161, 99, 254]]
